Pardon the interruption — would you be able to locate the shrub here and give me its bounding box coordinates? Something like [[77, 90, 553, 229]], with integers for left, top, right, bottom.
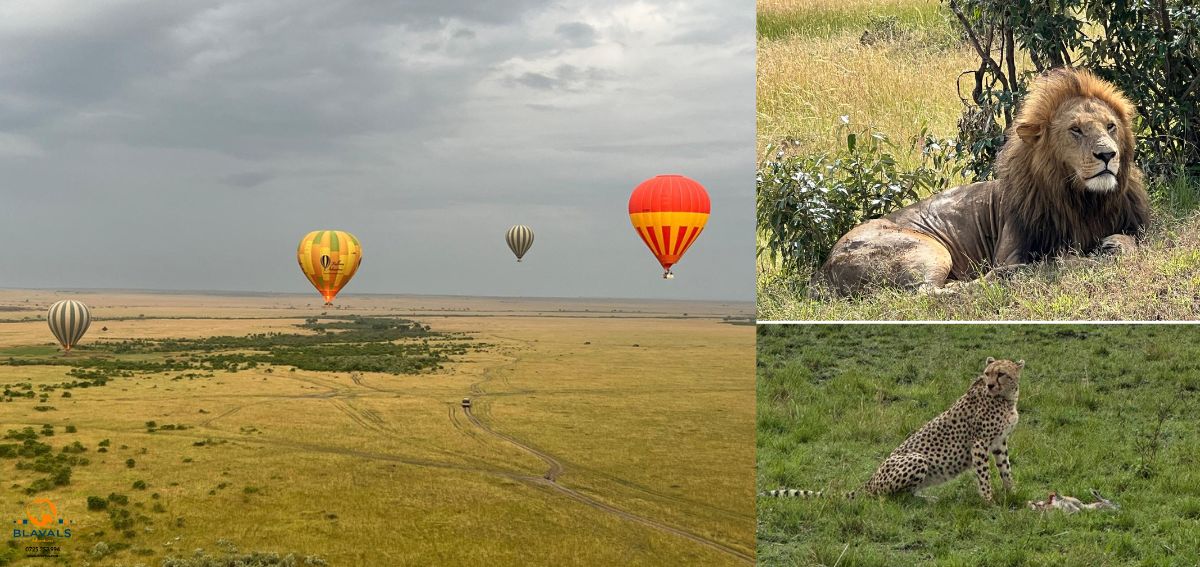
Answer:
[[91, 541, 111, 558], [62, 441, 86, 454], [87, 496, 108, 511], [5, 427, 38, 441], [948, 0, 1200, 179], [757, 120, 964, 274]]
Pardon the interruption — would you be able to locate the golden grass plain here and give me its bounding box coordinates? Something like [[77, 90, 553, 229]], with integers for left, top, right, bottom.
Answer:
[[0, 290, 754, 566]]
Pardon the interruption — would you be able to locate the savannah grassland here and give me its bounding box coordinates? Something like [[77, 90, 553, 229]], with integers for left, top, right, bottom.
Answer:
[[0, 290, 755, 566], [757, 325, 1200, 566], [756, 0, 1200, 321]]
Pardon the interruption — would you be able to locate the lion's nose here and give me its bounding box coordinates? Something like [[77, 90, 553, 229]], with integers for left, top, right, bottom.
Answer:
[[1094, 150, 1116, 164]]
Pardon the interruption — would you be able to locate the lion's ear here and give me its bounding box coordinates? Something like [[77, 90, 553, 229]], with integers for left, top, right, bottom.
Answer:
[[1015, 122, 1042, 142]]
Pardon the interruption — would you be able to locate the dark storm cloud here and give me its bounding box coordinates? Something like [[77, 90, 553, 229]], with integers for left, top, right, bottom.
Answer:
[[0, 0, 754, 301]]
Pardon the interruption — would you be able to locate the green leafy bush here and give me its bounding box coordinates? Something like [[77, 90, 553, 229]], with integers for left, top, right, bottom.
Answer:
[[949, 0, 1200, 180], [757, 120, 964, 274]]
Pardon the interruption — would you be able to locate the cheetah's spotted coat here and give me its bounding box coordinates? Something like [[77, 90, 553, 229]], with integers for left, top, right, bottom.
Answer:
[[768, 357, 1023, 503]]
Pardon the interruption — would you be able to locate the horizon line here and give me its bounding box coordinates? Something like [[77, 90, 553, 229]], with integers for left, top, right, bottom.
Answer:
[[0, 286, 754, 305]]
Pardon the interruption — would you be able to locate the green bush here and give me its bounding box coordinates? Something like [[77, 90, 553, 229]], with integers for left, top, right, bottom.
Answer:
[[757, 120, 964, 274], [62, 441, 86, 454], [949, 0, 1200, 179], [87, 496, 108, 511]]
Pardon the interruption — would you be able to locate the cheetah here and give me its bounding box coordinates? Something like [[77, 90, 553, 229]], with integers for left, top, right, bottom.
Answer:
[[766, 357, 1023, 503]]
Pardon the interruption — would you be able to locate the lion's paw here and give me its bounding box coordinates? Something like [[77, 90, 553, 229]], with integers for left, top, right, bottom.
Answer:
[[1098, 234, 1138, 255]]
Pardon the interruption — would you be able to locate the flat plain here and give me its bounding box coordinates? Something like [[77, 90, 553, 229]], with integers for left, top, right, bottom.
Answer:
[[0, 289, 754, 566]]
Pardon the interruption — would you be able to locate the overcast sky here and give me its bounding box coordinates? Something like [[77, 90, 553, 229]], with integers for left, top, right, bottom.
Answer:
[[0, 0, 753, 301]]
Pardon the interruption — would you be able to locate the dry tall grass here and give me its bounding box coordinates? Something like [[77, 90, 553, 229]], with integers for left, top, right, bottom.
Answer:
[[757, 0, 974, 163]]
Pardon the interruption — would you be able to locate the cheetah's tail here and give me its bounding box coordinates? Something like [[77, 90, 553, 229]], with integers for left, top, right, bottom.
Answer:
[[762, 488, 857, 499]]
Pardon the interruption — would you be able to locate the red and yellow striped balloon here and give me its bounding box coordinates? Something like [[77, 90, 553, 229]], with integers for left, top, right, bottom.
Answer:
[[297, 230, 362, 305], [628, 175, 710, 278]]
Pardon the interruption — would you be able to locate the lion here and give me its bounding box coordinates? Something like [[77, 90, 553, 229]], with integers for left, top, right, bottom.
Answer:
[[812, 67, 1150, 296]]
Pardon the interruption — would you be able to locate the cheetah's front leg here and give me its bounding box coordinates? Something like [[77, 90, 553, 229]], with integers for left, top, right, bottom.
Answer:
[[993, 440, 1014, 491], [971, 440, 993, 503]]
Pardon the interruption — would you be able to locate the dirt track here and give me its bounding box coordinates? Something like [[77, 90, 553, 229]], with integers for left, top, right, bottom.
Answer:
[[460, 337, 754, 564]]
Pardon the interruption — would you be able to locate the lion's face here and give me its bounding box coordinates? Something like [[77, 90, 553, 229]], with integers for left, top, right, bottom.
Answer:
[[1050, 97, 1124, 193], [982, 357, 1023, 398]]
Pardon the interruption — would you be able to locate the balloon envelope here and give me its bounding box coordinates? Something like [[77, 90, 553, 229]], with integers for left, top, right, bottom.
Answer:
[[297, 230, 362, 304], [628, 174, 710, 277], [506, 225, 534, 262], [47, 300, 91, 352]]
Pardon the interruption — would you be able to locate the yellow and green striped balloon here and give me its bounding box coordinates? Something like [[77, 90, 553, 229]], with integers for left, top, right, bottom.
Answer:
[[297, 230, 362, 305], [47, 300, 91, 352]]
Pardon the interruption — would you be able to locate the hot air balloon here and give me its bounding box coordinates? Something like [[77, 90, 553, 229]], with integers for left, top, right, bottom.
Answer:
[[628, 174, 710, 278], [47, 300, 91, 353], [297, 230, 362, 305], [506, 225, 534, 262]]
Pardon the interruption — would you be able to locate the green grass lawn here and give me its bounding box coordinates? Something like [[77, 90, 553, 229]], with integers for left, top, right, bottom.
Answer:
[[757, 324, 1200, 566]]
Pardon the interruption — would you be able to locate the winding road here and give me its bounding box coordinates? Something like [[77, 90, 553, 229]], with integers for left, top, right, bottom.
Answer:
[[459, 336, 754, 564]]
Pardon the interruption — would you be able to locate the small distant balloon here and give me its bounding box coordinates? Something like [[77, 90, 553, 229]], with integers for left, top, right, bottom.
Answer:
[[628, 174, 710, 278], [297, 230, 362, 305], [47, 300, 91, 352], [506, 225, 535, 262]]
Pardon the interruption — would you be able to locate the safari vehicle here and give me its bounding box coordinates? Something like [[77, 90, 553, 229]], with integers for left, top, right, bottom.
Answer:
[[461, 397, 471, 409]]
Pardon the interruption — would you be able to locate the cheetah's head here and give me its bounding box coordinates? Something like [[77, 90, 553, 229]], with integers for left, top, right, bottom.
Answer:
[[982, 357, 1023, 399]]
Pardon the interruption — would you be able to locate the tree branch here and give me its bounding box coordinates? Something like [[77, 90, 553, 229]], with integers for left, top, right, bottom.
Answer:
[[949, 0, 1010, 93]]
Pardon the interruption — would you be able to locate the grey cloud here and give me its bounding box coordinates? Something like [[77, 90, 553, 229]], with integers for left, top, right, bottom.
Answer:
[[555, 22, 596, 46], [508, 64, 615, 92], [0, 0, 754, 301], [221, 171, 276, 188]]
